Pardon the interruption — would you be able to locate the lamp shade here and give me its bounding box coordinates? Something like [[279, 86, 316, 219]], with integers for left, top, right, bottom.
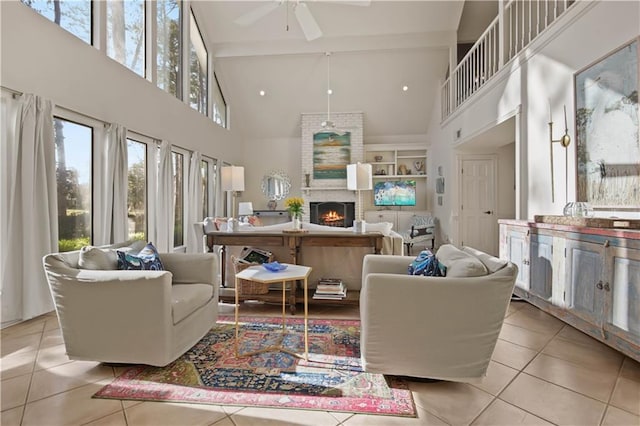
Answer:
[[238, 202, 254, 216], [347, 163, 373, 190], [221, 166, 245, 191]]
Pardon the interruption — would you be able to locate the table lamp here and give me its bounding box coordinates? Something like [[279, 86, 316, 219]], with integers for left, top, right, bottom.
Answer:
[[238, 201, 254, 223], [347, 163, 373, 233], [221, 166, 245, 232]]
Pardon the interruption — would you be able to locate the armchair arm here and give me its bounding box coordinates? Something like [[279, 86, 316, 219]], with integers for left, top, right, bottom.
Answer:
[[362, 254, 413, 276], [160, 253, 217, 285]]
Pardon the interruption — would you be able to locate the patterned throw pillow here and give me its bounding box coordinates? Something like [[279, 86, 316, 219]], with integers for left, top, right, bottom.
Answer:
[[408, 250, 446, 276], [116, 242, 164, 271]]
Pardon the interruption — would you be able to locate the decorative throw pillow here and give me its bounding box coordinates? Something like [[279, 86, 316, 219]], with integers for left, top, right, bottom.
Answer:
[[436, 244, 488, 277], [78, 246, 119, 270], [408, 250, 445, 276], [116, 242, 164, 271]]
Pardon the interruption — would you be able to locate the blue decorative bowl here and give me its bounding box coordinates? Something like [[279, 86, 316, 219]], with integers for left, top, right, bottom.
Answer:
[[262, 262, 287, 272]]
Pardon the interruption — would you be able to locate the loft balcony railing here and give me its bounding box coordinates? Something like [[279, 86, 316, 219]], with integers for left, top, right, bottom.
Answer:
[[441, 0, 575, 121]]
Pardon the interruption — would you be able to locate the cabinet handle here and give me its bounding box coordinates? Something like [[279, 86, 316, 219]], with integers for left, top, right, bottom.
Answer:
[[604, 282, 611, 292], [596, 281, 603, 290]]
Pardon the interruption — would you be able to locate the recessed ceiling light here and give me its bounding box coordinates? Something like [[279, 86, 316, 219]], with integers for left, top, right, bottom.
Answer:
[[402, 85, 409, 92], [327, 88, 333, 95], [259, 90, 265, 96]]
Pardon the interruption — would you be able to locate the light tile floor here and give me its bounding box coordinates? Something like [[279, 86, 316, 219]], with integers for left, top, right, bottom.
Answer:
[[2, 301, 639, 426]]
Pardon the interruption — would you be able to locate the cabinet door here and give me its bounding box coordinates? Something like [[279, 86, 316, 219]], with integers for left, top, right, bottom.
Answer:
[[530, 234, 553, 301], [507, 228, 529, 291], [605, 246, 640, 346], [565, 240, 605, 326]]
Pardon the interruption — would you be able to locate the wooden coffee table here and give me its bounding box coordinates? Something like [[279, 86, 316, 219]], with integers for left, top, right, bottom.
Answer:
[[234, 264, 312, 360]]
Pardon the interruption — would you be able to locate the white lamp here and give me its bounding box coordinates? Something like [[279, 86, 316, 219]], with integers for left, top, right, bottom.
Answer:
[[221, 166, 245, 232], [347, 163, 373, 233]]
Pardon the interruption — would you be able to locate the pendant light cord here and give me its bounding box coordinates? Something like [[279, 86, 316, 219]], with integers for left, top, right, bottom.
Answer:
[[326, 52, 331, 122]]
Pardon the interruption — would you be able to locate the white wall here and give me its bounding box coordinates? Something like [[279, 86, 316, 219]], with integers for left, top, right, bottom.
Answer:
[[0, 1, 243, 163], [428, 0, 639, 244]]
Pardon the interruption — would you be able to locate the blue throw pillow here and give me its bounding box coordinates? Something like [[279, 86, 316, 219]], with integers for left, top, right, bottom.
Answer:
[[408, 250, 445, 277], [116, 242, 164, 271]]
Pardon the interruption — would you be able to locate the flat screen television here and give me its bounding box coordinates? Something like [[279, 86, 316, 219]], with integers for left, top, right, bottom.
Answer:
[[373, 180, 417, 206]]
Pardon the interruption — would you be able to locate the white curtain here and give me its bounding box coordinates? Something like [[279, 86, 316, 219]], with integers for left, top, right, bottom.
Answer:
[[1, 93, 56, 323], [214, 160, 224, 217], [95, 123, 128, 245], [186, 151, 202, 253], [154, 140, 174, 252]]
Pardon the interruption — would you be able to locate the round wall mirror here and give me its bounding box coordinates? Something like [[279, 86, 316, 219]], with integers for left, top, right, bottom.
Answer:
[[261, 170, 291, 201]]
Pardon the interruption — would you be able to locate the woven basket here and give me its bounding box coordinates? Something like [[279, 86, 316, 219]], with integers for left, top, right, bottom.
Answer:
[[232, 256, 270, 295]]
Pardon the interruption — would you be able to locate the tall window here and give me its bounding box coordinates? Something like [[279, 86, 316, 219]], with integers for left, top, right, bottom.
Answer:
[[107, 0, 145, 77], [201, 159, 209, 219], [127, 139, 147, 241], [156, 0, 181, 98], [21, 0, 91, 44], [212, 73, 227, 127], [54, 118, 93, 252], [189, 10, 207, 114], [172, 152, 184, 247]]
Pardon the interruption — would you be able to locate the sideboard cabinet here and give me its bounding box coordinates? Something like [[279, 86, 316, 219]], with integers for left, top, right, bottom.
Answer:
[[499, 220, 639, 361]]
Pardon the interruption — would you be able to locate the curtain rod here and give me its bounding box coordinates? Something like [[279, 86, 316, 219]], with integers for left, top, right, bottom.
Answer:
[[0, 85, 194, 151]]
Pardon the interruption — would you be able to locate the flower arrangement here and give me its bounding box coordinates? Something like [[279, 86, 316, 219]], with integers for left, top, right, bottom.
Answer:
[[284, 197, 304, 218]]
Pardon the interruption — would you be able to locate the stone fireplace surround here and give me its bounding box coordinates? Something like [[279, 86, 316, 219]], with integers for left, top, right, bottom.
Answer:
[[300, 112, 364, 224]]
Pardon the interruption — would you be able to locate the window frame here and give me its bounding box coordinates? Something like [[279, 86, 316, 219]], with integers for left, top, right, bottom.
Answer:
[[171, 145, 189, 250], [125, 133, 151, 241]]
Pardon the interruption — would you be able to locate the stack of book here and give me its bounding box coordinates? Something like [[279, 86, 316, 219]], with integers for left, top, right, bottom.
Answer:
[[313, 278, 347, 300]]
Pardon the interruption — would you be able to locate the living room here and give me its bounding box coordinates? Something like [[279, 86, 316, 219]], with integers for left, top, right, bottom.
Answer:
[[2, 0, 639, 425]]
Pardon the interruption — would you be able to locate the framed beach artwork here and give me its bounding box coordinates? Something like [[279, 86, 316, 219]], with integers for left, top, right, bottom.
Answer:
[[313, 131, 351, 179], [574, 38, 639, 209]]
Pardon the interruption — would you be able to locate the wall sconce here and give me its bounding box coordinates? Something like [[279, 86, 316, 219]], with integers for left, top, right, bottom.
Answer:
[[549, 104, 571, 203], [347, 163, 373, 233]]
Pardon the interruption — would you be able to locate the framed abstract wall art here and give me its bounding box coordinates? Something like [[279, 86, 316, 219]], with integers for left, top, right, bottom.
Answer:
[[312, 131, 351, 179], [574, 38, 639, 209]]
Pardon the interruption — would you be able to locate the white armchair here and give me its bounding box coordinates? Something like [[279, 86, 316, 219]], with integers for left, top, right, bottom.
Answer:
[[359, 245, 517, 382], [401, 215, 435, 254], [43, 243, 219, 367]]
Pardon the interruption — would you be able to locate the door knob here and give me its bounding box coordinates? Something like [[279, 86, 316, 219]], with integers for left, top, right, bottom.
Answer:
[[483, 210, 492, 214]]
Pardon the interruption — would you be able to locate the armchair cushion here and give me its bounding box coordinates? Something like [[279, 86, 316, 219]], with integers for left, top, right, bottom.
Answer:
[[78, 240, 146, 270], [436, 244, 488, 277]]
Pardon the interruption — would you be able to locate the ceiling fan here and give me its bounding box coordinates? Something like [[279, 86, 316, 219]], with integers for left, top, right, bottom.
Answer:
[[234, 0, 371, 42]]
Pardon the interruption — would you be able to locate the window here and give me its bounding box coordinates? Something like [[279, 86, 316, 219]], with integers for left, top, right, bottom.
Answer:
[[21, 0, 92, 44], [156, 0, 181, 98], [54, 118, 93, 252], [201, 159, 209, 219], [172, 151, 184, 247], [212, 73, 227, 127], [107, 0, 145, 77], [189, 10, 207, 114], [127, 139, 147, 241]]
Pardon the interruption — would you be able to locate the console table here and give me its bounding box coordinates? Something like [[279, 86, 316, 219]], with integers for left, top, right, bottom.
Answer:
[[206, 230, 383, 285]]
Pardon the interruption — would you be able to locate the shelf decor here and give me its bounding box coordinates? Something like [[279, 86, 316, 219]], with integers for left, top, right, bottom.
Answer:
[[575, 38, 639, 208]]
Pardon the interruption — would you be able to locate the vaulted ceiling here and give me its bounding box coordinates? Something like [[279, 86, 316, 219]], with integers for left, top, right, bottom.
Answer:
[[192, 1, 472, 141]]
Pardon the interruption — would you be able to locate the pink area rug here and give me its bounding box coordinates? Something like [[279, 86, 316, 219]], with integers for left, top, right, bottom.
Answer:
[[94, 316, 416, 417]]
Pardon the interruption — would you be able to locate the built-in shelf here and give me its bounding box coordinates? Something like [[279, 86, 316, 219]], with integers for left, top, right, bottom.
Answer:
[[372, 174, 428, 179], [302, 186, 350, 194], [365, 143, 428, 178]]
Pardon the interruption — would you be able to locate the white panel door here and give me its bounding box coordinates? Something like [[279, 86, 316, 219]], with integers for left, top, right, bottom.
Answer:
[[460, 158, 497, 255]]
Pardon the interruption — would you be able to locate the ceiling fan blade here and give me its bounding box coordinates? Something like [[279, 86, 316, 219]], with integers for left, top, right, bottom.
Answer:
[[294, 3, 322, 41], [234, 2, 280, 27]]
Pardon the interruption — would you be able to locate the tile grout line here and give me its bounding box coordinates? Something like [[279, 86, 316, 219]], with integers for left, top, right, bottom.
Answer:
[[16, 319, 46, 426], [468, 323, 569, 426]]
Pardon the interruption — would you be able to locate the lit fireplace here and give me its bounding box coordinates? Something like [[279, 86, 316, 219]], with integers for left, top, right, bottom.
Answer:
[[310, 202, 355, 228]]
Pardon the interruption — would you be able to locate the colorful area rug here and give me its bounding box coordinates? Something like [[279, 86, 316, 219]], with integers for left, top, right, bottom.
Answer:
[[93, 316, 416, 417]]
